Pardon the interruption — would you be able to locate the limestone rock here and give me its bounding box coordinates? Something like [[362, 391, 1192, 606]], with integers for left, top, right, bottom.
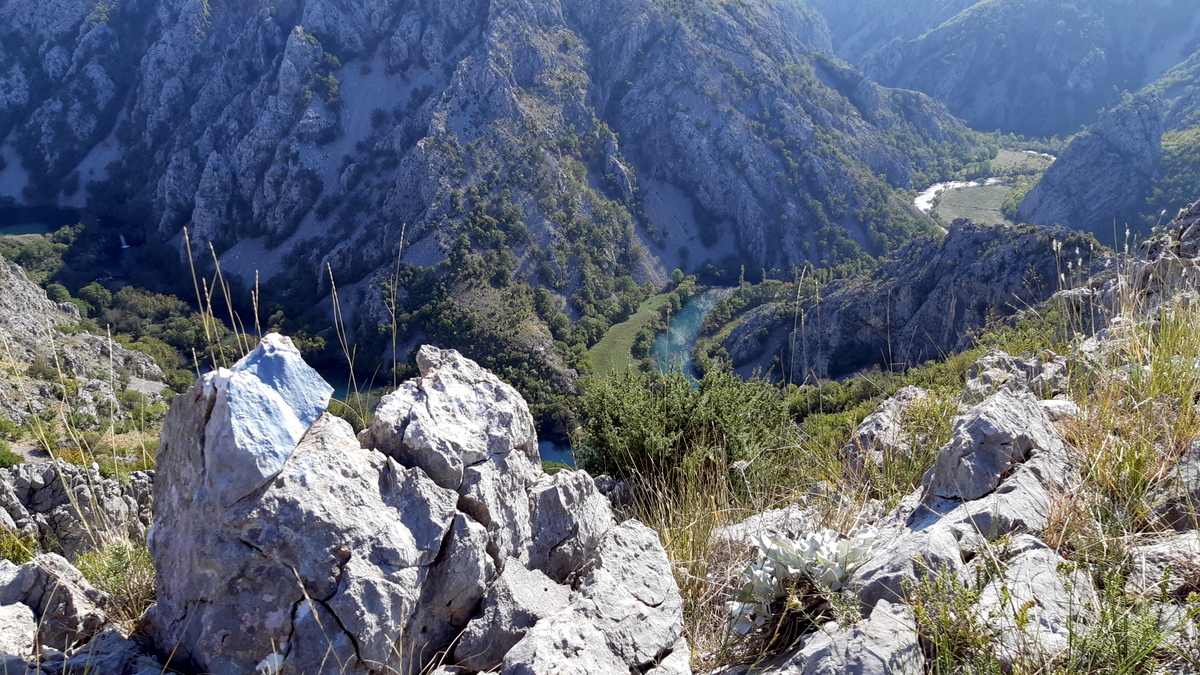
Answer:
[[924, 390, 1067, 502], [363, 345, 539, 490], [572, 521, 686, 667], [457, 563, 570, 671], [528, 470, 616, 581], [1125, 532, 1200, 600], [710, 503, 818, 549], [361, 346, 541, 564], [0, 602, 36, 658], [146, 338, 688, 674], [843, 386, 928, 472], [0, 554, 110, 651], [1019, 94, 1166, 235], [0, 462, 153, 560], [962, 350, 1069, 404], [0, 258, 166, 426], [976, 538, 1098, 667], [779, 600, 924, 674], [1153, 439, 1200, 531], [723, 224, 1105, 383], [201, 334, 333, 507]]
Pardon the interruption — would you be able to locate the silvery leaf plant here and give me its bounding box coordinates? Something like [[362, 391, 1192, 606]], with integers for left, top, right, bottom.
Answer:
[[728, 527, 881, 635]]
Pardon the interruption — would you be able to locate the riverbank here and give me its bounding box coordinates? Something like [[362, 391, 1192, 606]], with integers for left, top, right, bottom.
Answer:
[[584, 292, 674, 375], [913, 149, 1056, 226]]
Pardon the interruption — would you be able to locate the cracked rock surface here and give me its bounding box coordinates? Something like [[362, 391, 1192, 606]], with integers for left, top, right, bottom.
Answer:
[[145, 335, 689, 674]]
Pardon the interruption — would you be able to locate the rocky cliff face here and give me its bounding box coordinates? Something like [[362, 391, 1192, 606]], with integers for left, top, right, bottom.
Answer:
[[0, 257, 165, 424], [856, 0, 1200, 136], [0, 0, 982, 332], [1018, 49, 1200, 236], [1017, 95, 1166, 237], [720, 221, 1108, 382]]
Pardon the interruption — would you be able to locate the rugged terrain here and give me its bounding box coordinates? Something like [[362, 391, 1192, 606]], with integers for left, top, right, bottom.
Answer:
[[0, 0, 984, 361], [714, 220, 1106, 383], [1, 336, 690, 674], [1019, 48, 1200, 236], [0, 256, 165, 425], [2, 204, 1199, 674], [854, 0, 1200, 136]]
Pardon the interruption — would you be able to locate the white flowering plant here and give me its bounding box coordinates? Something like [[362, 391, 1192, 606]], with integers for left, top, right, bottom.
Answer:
[[728, 527, 881, 635]]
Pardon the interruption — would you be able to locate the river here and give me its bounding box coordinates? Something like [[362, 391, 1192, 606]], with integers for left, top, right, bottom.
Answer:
[[652, 288, 732, 381]]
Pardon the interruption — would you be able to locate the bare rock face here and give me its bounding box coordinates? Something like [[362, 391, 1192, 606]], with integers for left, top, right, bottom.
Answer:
[[722, 222, 1107, 383], [962, 351, 1069, 404], [843, 386, 928, 473], [779, 600, 924, 674], [1125, 532, 1200, 600], [850, 375, 1077, 612], [0, 601, 36, 658], [1018, 94, 1166, 235], [0, 258, 167, 425], [146, 337, 689, 674], [923, 389, 1067, 502]]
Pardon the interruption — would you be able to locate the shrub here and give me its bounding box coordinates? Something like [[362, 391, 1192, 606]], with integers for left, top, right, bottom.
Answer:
[[76, 540, 156, 626], [574, 367, 799, 489], [0, 438, 19, 468], [728, 527, 880, 637], [0, 529, 36, 564]]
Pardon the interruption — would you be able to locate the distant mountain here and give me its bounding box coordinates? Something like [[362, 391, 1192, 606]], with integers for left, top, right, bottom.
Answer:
[[0, 0, 986, 405], [1019, 49, 1200, 237], [809, 0, 978, 65], [856, 0, 1200, 136]]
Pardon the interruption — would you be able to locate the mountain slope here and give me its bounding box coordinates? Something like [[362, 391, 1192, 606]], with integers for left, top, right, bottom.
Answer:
[[859, 0, 1200, 136], [0, 0, 987, 400], [809, 0, 978, 65], [1019, 50, 1200, 236], [711, 221, 1105, 383]]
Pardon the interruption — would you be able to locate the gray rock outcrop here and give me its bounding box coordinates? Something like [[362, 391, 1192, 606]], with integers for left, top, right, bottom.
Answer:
[[842, 386, 928, 473], [0, 553, 110, 651], [975, 538, 1098, 667], [1018, 94, 1166, 234], [1125, 532, 1200, 600], [777, 600, 924, 675], [0, 258, 166, 425], [0, 462, 153, 560], [144, 335, 689, 674]]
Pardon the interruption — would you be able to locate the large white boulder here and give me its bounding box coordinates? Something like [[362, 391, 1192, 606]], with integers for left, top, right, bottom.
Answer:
[[201, 333, 333, 507]]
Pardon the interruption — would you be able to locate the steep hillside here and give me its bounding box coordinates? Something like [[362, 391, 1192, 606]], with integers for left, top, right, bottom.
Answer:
[[860, 0, 1200, 136], [1020, 50, 1200, 236], [809, 0, 978, 65], [710, 221, 1106, 383], [0, 257, 166, 426], [0, 0, 984, 344]]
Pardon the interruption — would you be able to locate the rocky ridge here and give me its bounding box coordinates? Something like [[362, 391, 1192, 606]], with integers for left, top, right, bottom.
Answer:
[[712, 201, 1200, 672], [855, 0, 1200, 136], [0, 256, 166, 425], [719, 220, 1108, 383], [0, 0, 983, 341], [1019, 49, 1200, 235], [0, 334, 689, 673]]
